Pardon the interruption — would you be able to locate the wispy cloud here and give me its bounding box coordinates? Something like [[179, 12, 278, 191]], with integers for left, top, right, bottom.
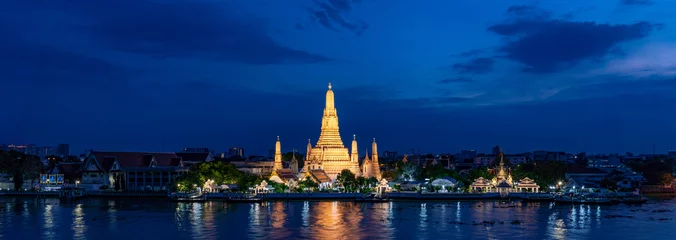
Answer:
[[452, 58, 495, 74]]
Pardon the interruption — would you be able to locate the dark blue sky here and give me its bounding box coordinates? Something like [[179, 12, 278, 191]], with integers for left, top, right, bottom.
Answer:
[[1, 0, 675, 156]]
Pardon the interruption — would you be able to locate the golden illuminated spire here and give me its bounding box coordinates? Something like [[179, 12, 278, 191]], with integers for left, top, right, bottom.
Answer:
[[274, 136, 282, 171], [306, 139, 312, 161], [371, 138, 381, 180], [351, 134, 358, 162], [316, 83, 344, 147]]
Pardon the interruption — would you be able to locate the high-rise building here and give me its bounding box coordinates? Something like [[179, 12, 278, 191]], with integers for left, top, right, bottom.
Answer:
[[57, 144, 70, 157], [228, 147, 245, 157]]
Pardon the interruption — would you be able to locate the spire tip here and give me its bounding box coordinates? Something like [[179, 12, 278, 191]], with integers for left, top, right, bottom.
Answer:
[[328, 82, 332, 90]]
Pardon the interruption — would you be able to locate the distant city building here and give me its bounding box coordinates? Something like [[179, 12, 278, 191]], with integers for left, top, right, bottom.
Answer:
[[228, 147, 245, 157], [383, 151, 398, 158], [180, 148, 210, 153], [456, 150, 477, 161], [531, 151, 567, 162], [56, 144, 70, 157], [587, 154, 622, 169], [669, 150, 676, 159], [474, 153, 529, 166]]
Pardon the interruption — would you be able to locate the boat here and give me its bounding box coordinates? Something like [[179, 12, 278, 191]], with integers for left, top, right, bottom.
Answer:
[[554, 194, 617, 205], [620, 195, 648, 204], [58, 187, 85, 200], [170, 191, 206, 202], [522, 195, 555, 202]]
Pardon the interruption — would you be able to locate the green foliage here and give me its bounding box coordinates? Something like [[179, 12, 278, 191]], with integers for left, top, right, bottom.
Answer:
[[337, 169, 357, 192], [627, 160, 673, 185], [421, 164, 462, 181], [298, 176, 318, 192], [395, 162, 422, 181], [0, 150, 44, 190], [512, 161, 566, 189], [174, 161, 261, 192], [600, 178, 618, 190], [282, 152, 304, 162], [381, 170, 396, 180]]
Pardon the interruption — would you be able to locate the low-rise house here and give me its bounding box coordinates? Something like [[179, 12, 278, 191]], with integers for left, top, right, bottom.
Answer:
[[80, 151, 188, 191], [46, 162, 83, 184], [565, 166, 608, 188], [228, 156, 274, 177], [175, 152, 213, 167]]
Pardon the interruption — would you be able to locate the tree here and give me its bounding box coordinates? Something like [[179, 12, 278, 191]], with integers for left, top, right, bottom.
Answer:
[[282, 152, 304, 162], [381, 170, 396, 180], [336, 169, 356, 192], [298, 176, 318, 192], [600, 178, 618, 190], [395, 162, 421, 181], [0, 150, 44, 190], [174, 161, 262, 192]]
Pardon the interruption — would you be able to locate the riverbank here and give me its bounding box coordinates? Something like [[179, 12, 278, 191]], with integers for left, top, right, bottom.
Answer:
[[0, 190, 552, 201]]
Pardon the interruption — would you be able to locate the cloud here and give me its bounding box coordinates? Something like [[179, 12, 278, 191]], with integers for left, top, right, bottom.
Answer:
[[505, 5, 552, 20], [55, 0, 330, 64], [596, 44, 676, 78], [452, 58, 495, 74], [0, 40, 139, 88], [621, 0, 652, 5], [451, 48, 490, 58], [438, 77, 474, 84], [310, 0, 368, 35], [487, 6, 654, 73]]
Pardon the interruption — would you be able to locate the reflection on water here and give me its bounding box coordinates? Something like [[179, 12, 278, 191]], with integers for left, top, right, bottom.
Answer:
[[1, 197, 676, 239]]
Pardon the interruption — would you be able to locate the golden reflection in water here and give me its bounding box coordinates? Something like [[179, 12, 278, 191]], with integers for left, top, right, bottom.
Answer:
[[547, 211, 566, 240], [199, 202, 217, 240], [72, 203, 87, 240], [271, 202, 286, 229], [310, 201, 344, 240], [376, 202, 394, 239]]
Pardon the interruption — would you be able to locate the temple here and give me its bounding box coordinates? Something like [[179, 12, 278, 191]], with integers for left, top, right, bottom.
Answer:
[[470, 151, 539, 194], [270, 83, 381, 186]]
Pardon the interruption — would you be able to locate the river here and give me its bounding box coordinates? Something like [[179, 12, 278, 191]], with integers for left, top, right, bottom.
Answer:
[[1, 197, 675, 239]]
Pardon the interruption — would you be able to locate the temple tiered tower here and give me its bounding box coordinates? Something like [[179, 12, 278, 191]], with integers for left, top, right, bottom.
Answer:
[[370, 138, 381, 180], [273, 136, 283, 171], [302, 83, 360, 180]]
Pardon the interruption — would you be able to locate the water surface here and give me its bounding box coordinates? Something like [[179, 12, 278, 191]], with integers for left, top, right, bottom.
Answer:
[[1, 197, 675, 239]]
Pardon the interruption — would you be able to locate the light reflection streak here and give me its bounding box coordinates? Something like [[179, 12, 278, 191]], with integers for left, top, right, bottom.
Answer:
[[596, 206, 601, 228], [72, 203, 87, 240], [190, 203, 203, 239], [419, 203, 427, 231], [107, 200, 117, 232], [455, 202, 461, 232], [22, 201, 29, 227], [43, 204, 55, 239]]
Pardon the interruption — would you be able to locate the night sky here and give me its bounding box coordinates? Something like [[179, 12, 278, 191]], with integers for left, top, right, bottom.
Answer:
[[2, 0, 675, 156]]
